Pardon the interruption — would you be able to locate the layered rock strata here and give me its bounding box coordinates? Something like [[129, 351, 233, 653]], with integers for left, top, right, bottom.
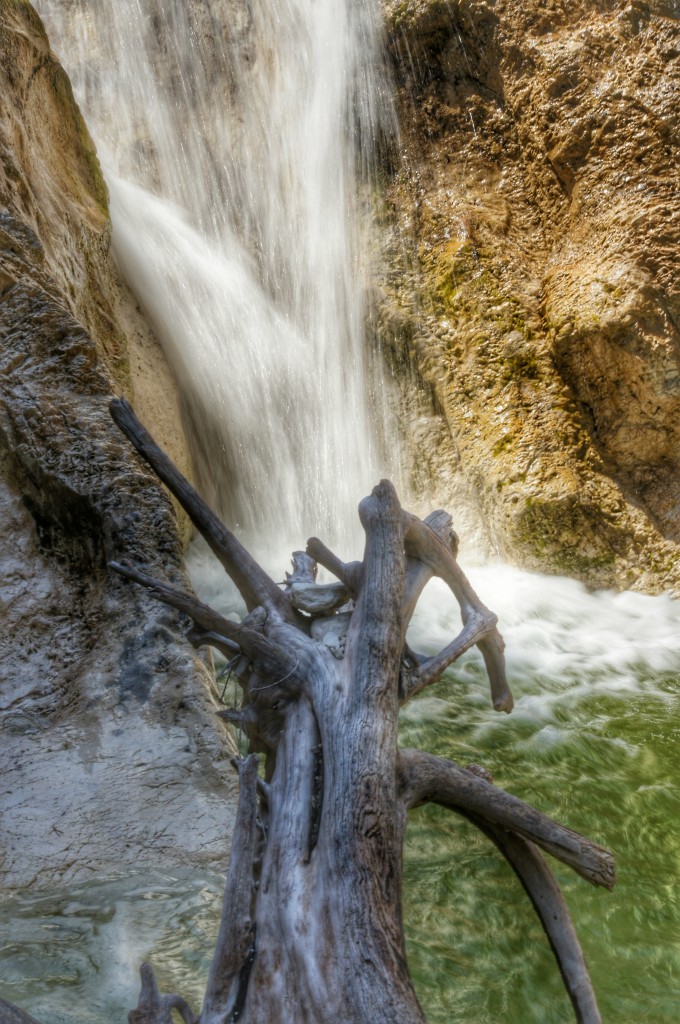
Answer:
[[0, 0, 236, 889], [378, 0, 680, 589]]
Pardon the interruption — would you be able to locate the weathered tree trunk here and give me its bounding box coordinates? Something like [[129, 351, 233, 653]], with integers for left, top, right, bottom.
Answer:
[[102, 397, 614, 1024]]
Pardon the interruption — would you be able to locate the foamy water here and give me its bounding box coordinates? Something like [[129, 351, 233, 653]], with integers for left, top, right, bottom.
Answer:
[[412, 565, 680, 693]]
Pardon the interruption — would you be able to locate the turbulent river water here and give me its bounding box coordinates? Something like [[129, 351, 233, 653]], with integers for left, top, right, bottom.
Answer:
[[3, 0, 680, 1021]]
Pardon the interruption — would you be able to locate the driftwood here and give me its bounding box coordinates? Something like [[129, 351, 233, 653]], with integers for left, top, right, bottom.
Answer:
[[100, 396, 613, 1024], [0, 999, 44, 1024]]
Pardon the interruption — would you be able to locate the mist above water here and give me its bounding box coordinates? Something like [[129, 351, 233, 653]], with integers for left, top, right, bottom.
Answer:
[[36, 0, 396, 557]]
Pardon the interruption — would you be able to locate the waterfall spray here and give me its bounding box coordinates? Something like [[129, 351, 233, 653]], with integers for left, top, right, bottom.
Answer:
[[36, 0, 397, 558]]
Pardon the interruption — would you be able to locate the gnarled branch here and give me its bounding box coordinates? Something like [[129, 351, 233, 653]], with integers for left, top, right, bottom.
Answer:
[[102, 400, 610, 1023], [398, 749, 615, 889], [283, 551, 346, 613], [305, 536, 364, 596], [200, 755, 259, 1024], [110, 398, 293, 623], [474, 821, 602, 1024], [109, 560, 297, 682], [402, 609, 499, 700], [401, 509, 455, 628], [128, 963, 196, 1024], [345, 480, 405, 699], [187, 628, 240, 659], [402, 512, 513, 713]]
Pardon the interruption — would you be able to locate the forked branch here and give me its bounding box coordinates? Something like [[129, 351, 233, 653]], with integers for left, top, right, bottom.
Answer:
[[128, 964, 196, 1024], [403, 608, 499, 700], [400, 752, 611, 1020], [306, 499, 510, 713], [305, 536, 363, 596], [286, 552, 350, 615], [401, 509, 456, 627], [474, 821, 603, 1024], [402, 512, 513, 713], [103, 400, 611, 1024], [398, 749, 615, 889], [109, 560, 297, 681]]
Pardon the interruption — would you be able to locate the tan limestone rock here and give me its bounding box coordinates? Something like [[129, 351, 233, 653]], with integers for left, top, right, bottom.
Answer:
[[379, 0, 680, 589]]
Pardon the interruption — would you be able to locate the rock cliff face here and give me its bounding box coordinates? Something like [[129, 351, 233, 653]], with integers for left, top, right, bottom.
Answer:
[[378, 0, 680, 589], [0, 1, 236, 889]]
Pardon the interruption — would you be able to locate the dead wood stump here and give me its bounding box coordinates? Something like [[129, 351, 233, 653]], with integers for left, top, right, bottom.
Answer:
[[105, 397, 614, 1024]]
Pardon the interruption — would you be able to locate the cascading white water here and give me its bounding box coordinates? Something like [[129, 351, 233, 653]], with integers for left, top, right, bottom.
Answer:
[[35, 0, 396, 559]]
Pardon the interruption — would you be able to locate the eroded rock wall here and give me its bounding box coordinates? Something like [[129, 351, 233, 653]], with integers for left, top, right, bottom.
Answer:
[[378, 0, 680, 589], [0, 1, 237, 889]]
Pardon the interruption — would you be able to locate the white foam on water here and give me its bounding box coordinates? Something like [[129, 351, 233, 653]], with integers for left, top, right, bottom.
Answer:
[[410, 565, 680, 694]]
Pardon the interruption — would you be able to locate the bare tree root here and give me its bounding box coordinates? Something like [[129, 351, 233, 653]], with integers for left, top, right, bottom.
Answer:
[[99, 397, 614, 1024]]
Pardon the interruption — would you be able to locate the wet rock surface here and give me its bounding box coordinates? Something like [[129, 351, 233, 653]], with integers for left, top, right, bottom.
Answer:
[[378, 0, 680, 589], [0, 2, 237, 889]]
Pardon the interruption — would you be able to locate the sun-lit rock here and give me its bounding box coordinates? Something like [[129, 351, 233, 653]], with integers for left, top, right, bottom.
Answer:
[[377, 0, 680, 590]]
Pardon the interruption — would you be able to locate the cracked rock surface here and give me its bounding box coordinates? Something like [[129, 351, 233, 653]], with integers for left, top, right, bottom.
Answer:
[[378, 0, 680, 589]]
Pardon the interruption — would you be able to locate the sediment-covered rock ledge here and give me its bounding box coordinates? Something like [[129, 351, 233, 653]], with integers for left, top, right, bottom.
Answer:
[[0, 1, 237, 889], [378, 0, 680, 590]]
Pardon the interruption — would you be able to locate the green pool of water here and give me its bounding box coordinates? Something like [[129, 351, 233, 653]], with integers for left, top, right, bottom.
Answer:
[[400, 673, 680, 1021], [401, 569, 680, 1022]]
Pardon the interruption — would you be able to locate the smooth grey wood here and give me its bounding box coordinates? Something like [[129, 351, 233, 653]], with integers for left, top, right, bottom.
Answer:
[[398, 749, 615, 889], [477, 823, 603, 1024], [401, 509, 453, 626], [288, 580, 350, 615], [128, 964, 196, 1024], [104, 406, 613, 1024], [305, 535, 364, 594], [109, 398, 294, 622], [402, 510, 513, 712], [200, 755, 259, 1024]]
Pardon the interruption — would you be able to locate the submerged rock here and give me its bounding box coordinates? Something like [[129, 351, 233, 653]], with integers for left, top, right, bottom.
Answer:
[[378, 0, 680, 590], [0, 1, 237, 889]]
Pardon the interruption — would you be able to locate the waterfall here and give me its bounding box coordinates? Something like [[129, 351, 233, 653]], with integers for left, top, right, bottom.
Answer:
[[35, 0, 396, 560]]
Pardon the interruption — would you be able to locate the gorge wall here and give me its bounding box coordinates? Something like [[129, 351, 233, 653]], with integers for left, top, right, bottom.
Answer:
[[0, 0, 237, 889], [377, 0, 680, 590]]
